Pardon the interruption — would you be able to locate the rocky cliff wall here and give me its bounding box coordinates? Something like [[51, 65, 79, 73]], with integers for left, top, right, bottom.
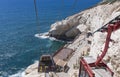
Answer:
[[24, 1, 120, 77], [49, 1, 120, 77], [49, 1, 120, 40]]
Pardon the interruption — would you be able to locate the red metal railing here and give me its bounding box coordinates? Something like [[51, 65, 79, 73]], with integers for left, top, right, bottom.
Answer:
[[79, 19, 120, 77], [79, 58, 95, 77]]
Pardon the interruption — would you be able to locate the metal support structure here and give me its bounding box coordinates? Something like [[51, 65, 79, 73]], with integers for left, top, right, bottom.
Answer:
[[80, 58, 95, 77], [95, 21, 120, 65], [79, 19, 120, 77], [95, 25, 112, 65]]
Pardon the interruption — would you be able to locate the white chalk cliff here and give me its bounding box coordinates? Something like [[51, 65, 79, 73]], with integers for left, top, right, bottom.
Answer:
[[24, 0, 120, 77]]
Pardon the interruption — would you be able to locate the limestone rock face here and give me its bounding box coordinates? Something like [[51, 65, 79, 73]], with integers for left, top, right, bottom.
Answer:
[[77, 24, 88, 32], [90, 26, 120, 77], [65, 27, 80, 38], [49, 1, 120, 41], [49, 16, 80, 40], [89, 32, 106, 59], [24, 1, 120, 77], [25, 62, 38, 75], [24, 62, 46, 77], [49, 1, 120, 76], [111, 49, 120, 77]]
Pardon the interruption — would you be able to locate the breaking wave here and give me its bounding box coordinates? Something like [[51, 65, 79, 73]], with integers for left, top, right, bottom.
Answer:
[[35, 32, 49, 39], [34, 32, 65, 42], [9, 70, 25, 77]]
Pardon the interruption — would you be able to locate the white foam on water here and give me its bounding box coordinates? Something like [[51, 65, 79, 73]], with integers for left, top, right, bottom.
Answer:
[[34, 32, 65, 42], [9, 61, 39, 77], [9, 70, 25, 77], [34, 32, 49, 39], [50, 37, 65, 42]]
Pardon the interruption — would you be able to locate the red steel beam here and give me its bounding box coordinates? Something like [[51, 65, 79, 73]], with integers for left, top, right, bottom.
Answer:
[[95, 21, 120, 65], [80, 58, 95, 77], [95, 25, 112, 65], [79, 21, 120, 77]]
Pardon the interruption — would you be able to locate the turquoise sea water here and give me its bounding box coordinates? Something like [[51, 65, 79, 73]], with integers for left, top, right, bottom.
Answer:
[[0, 0, 100, 77]]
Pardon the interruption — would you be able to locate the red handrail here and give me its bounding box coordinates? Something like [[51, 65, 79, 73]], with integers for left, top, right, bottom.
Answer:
[[80, 58, 95, 77], [95, 21, 120, 65]]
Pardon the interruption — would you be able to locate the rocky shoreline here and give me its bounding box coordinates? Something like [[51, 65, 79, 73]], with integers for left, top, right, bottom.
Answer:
[[24, 1, 120, 77]]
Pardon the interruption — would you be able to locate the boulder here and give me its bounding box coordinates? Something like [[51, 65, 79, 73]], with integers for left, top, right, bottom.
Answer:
[[49, 14, 81, 40]]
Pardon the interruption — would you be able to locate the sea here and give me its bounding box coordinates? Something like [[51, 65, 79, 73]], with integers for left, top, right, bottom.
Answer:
[[0, 0, 100, 77]]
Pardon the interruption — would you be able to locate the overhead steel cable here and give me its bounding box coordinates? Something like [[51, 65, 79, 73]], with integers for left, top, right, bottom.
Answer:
[[71, 0, 78, 10], [93, 15, 120, 34], [34, 0, 40, 33], [33, 0, 44, 72]]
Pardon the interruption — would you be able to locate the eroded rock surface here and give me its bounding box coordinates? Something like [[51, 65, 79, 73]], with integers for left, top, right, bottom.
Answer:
[[49, 1, 120, 41], [49, 1, 120, 77], [24, 1, 120, 77]]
